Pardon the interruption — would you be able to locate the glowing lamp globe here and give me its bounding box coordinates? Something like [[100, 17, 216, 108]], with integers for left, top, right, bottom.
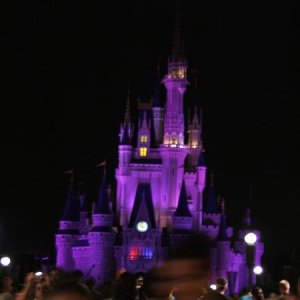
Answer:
[[0, 256, 11, 267], [35, 271, 43, 277], [253, 266, 263, 275], [244, 232, 257, 245], [210, 284, 217, 291]]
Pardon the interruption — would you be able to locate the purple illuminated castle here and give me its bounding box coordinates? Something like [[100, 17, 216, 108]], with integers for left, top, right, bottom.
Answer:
[[55, 12, 264, 293]]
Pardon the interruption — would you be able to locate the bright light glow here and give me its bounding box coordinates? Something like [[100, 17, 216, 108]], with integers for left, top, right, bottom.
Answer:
[[136, 221, 148, 232], [210, 284, 217, 290], [139, 147, 147, 157], [140, 135, 147, 143], [0, 257, 11, 266], [253, 266, 263, 275], [35, 271, 43, 277], [244, 232, 257, 245]]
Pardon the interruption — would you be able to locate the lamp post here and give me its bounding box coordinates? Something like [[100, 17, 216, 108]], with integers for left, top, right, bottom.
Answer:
[[0, 256, 11, 267], [244, 232, 257, 288]]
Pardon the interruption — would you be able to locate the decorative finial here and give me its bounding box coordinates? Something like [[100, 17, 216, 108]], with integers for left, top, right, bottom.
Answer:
[[124, 88, 131, 124], [64, 168, 74, 188], [243, 208, 252, 227], [192, 68, 198, 91], [210, 170, 215, 187], [171, 0, 184, 62], [220, 197, 225, 215], [156, 63, 160, 79], [200, 106, 203, 130], [188, 107, 191, 125], [95, 161, 107, 180]]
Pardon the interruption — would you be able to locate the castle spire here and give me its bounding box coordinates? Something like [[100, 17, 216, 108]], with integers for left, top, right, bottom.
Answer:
[[197, 149, 206, 167], [94, 169, 111, 215], [120, 90, 133, 145], [217, 198, 229, 241], [174, 182, 192, 217], [192, 106, 200, 127], [171, 0, 184, 63], [124, 88, 131, 124], [242, 208, 252, 228], [205, 171, 218, 214], [152, 64, 162, 108], [61, 170, 80, 222]]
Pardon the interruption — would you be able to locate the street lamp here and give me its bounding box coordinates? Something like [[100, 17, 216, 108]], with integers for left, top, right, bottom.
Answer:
[[0, 256, 11, 267], [253, 266, 263, 275], [244, 232, 257, 245], [244, 232, 257, 288]]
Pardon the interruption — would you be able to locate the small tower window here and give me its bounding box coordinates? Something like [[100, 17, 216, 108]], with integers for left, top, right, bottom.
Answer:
[[140, 147, 147, 157], [140, 135, 147, 143]]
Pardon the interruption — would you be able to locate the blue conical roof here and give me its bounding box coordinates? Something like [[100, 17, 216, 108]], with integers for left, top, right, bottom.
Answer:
[[206, 187, 218, 213], [174, 182, 192, 217], [79, 194, 87, 212], [217, 213, 229, 241], [61, 183, 80, 222], [94, 178, 111, 214], [120, 124, 131, 145], [198, 152, 206, 167], [152, 77, 162, 107]]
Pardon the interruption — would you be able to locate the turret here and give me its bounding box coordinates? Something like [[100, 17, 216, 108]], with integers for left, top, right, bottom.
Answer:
[[188, 107, 203, 149], [172, 182, 193, 231], [195, 150, 207, 230], [79, 192, 89, 235], [205, 172, 218, 214], [56, 174, 79, 271], [137, 104, 151, 158], [162, 2, 188, 146], [119, 91, 134, 147], [88, 175, 115, 285], [152, 66, 165, 145], [216, 198, 231, 278]]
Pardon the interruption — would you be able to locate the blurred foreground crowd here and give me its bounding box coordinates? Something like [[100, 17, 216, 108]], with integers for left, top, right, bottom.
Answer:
[[1, 234, 299, 300]]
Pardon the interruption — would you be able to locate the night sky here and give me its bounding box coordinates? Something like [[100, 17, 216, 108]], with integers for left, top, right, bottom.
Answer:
[[1, 0, 300, 271]]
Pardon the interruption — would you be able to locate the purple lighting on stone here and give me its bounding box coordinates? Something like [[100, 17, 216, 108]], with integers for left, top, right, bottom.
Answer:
[[54, 8, 264, 293]]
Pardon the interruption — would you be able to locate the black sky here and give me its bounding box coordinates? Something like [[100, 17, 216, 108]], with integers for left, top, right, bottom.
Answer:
[[1, 0, 300, 269]]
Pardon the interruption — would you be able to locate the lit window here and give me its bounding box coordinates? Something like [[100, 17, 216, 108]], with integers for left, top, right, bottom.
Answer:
[[129, 246, 153, 261], [140, 147, 147, 157], [140, 135, 147, 143]]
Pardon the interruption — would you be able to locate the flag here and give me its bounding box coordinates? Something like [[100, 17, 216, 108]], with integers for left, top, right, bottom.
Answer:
[[64, 168, 74, 175], [95, 161, 106, 168]]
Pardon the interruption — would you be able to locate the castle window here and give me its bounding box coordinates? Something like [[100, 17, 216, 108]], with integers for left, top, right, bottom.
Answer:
[[171, 137, 177, 145], [129, 246, 153, 261], [139, 147, 147, 157], [140, 135, 147, 143]]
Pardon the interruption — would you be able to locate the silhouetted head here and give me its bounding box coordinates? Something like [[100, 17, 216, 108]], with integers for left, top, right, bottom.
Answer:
[[279, 280, 290, 295], [216, 278, 228, 294], [44, 282, 91, 300], [144, 233, 211, 300], [251, 286, 264, 300]]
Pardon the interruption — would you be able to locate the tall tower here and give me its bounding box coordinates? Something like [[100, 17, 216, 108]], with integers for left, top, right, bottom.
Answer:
[[152, 67, 165, 145], [195, 150, 207, 230], [88, 175, 115, 285], [160, 4, 189, 223], [56, 175, 79, 271], [216, 199, 231, 278], [162, 5, 188, 146], [116, 91, 134, 225]]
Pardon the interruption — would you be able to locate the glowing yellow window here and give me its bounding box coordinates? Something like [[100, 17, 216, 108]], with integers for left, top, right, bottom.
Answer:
[[140, 147, 147, 157], [140, 135, 147, 143]]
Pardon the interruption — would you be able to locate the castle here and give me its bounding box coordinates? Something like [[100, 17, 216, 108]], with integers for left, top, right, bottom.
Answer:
[[55, 10, 264, 294]]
